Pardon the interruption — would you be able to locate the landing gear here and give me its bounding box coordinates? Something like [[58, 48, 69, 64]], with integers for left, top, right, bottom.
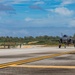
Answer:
[[59, 44, 66, 48], [59, 45, 61, 48], [74, 45, 75, 47]]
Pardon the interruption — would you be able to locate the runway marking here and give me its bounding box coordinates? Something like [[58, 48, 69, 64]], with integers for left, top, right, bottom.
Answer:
[[10, 65, 75, 69], [0, 50, 75, 68]]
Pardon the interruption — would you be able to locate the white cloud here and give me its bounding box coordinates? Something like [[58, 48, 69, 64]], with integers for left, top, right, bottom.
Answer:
[[0, 0, 29, 4], [25, 17, 33, 22], [62, 0, 72, 5], [12, 0, 28, 4], [0, 4, 15, 11], [34, 1, 45, 5], [51, 7, 74, 16], [60, 0, 75, 6], [0, 0, 44, 5], [24, 16, 71, 27], [69, 20, 75, 27]]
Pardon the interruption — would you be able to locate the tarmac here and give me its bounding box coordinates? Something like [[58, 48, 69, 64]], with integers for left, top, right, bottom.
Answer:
[[0, 46, 75, 75]]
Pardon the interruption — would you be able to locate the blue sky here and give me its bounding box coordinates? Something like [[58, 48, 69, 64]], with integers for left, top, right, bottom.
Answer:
[[0, 0, 75, 37]]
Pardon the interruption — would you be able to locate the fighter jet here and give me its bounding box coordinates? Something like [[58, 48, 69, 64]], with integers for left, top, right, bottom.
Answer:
[[59, 35, 75, 48]]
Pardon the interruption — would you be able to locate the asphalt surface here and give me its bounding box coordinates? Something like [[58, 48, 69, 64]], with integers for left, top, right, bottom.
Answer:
[[0, 46, 75, 75], [0, 67, 75, 75], [0, 46, 74, 64]]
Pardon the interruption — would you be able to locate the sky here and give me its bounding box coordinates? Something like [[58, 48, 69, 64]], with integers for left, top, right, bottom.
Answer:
[[0, 0, 75, 37]]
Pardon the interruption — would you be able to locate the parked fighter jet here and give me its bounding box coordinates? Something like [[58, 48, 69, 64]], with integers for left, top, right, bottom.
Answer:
[[59, 35, 75, 48]]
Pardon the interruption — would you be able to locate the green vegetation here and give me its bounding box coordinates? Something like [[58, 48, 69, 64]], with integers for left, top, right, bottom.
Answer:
[[0, 35, 59, 45], [0, 34, 75, 48]]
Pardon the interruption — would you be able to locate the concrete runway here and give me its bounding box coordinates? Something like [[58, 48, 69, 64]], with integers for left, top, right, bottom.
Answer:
[[0, 46, 75, 75], [0, 46, 74, 64]]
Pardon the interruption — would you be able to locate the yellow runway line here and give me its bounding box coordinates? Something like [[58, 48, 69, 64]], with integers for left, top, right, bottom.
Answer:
[[10, 65, 75, 69], [0, 50, 75, 68]]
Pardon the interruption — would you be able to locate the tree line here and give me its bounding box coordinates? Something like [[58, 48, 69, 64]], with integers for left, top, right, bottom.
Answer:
[[0, 34, 75, 45]]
